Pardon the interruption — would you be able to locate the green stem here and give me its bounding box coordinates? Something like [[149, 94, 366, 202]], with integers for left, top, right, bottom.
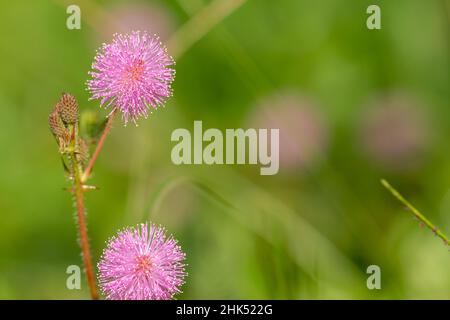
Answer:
[[69, 125, 99, 299], [381, 179, 449, 247]]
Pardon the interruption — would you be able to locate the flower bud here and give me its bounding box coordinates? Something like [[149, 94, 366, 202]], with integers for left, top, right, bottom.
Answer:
[[59, 93, 79, 124], [77, 138, 89, 163], [48, 108, 69, 140]]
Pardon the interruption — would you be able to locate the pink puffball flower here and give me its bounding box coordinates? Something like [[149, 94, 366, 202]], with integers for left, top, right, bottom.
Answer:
[[87, 31, 175, 124], [98, 223, 186, 300]]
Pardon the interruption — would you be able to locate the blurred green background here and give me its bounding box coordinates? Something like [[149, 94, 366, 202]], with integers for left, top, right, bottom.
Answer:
[[0, 0, 449, 299]]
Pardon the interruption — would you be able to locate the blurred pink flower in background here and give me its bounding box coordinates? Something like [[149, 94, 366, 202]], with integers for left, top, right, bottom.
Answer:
[[97, 2, 175, 41], [248, 91, 328, 173], [98, 223, 186, 300], [359, 93, 430, 171]]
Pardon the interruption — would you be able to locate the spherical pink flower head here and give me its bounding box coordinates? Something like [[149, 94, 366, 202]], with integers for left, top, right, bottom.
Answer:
[[98, 223, 186, 300], [87, 31, 175, 124]]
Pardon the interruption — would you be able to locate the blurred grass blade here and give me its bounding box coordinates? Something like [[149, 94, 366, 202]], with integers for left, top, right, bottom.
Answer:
[[168, 0, 248, 58]]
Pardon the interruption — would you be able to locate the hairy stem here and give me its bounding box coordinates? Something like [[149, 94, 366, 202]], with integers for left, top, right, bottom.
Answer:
[[70, 127, 99, 300], [381, 179, 449, 247], [82, 109, 117, 182]]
